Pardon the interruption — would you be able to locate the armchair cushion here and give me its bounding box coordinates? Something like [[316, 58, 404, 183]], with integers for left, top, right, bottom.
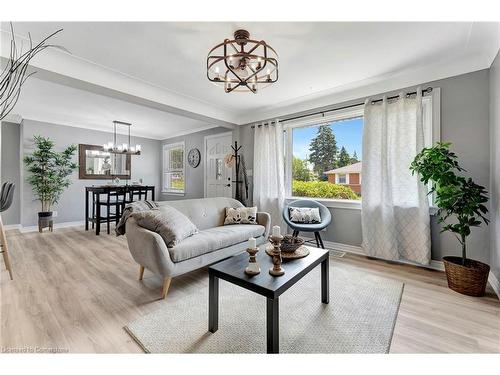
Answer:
[[288, 207, 321, 223]]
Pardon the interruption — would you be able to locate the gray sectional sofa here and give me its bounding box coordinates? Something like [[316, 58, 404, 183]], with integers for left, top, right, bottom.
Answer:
[[125, 197, 271, 298]]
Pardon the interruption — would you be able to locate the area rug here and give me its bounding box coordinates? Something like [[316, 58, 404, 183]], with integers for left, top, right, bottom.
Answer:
[[125, 263, 404, 353]]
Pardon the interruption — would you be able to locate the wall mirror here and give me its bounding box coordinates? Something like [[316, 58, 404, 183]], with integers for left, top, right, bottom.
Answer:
[[79, 144, 131, 179]]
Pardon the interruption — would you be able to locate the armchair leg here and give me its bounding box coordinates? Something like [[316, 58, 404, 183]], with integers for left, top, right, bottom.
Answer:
[[314, 232, 321, 248], [315, 231, 325, 249], [139, 266, 145, 281], [161, 277, 172, 299]]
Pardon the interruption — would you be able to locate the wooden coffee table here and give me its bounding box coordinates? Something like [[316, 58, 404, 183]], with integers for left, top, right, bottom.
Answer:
[[208, 245, 329, 354]]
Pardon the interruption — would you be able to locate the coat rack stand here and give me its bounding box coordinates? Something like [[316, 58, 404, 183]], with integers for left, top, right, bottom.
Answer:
[[231, 141, 243, 203]]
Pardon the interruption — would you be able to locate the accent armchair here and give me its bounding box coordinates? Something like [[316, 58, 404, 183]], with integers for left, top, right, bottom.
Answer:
[[282, 199, 331, 249]]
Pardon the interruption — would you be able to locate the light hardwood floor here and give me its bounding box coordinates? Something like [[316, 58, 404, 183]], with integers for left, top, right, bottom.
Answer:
[[1, 227, 499, 353]]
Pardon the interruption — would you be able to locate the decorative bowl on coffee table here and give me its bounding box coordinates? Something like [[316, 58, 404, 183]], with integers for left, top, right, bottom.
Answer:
[[280, 235, 305, 253]]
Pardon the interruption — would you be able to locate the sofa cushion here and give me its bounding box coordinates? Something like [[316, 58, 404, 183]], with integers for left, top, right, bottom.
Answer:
[[156, 197, 244, 230], [224, 206, 258, 225], [168, 224, 266, 263], [131, 207, 198, 248]]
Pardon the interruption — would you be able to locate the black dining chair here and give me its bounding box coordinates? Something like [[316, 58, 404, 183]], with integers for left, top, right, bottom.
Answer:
[[0, 182, 15, 280]]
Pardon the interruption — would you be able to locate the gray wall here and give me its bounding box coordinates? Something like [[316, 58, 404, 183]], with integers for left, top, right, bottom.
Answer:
[[239, 69, 491, 262], [160, 127, 234, 201], [19, 120, 161, 227], [0, 121, 21, 225], [490, 51, 500, 282]]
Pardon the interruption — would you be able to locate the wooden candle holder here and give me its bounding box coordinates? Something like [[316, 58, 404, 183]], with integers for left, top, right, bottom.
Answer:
[[268, 235, 285, 276]]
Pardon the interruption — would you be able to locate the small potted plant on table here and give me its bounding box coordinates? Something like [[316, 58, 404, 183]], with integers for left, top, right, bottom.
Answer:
[[410, 142, 490, 296], [24, 135, 77, 232]]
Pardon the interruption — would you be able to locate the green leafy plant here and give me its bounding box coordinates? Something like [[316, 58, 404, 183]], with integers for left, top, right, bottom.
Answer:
[[410, 142, 489, 265], [292, 180, 359, 200], [23, 135, 77, 212]]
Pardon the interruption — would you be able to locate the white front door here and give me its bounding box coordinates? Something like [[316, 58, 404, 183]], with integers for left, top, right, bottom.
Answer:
[[205, 133, 233, 198]]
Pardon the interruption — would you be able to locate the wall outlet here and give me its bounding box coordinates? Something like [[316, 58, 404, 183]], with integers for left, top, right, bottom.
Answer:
[[52, 211, 58, 217]]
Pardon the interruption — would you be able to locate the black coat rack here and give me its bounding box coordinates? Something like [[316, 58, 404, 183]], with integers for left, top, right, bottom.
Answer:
[[231, 141, 243, 203]]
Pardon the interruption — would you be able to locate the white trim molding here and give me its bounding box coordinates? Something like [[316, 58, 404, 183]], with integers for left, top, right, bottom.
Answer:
[[305, 237, 445, 272], [489, 272, 500, 299], [3, 224, 21, 231], [18, 221, 85, 233], [320, 237, 498, 298], [286, 197, 361, 210], [160, 124, 222, 141], [203, 131, 234, 198], [162, 141, 186, 195]]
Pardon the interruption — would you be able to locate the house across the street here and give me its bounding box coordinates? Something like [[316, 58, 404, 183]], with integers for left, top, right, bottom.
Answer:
[[324, 161, 362, 194]]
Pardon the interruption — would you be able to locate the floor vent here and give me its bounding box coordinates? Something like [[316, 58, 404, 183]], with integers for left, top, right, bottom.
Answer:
[[329, 249, 346, 258]]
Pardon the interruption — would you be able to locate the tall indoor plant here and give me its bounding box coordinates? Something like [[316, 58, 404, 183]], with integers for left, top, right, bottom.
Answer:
[[23, 135, 77, 231], [410, 142, 490, 296]]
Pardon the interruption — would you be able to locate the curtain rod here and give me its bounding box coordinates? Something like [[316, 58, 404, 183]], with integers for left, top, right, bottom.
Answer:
[[251, 87, 433, 128]]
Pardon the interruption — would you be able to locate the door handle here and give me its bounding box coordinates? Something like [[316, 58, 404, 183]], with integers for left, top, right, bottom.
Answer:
[[226, 184, 231, 187]]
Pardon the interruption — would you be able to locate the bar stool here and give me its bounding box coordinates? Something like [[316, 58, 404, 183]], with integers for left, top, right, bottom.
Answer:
[[94, 187, 126, 235], [128, 186, 149, 202], [0, 182, 15, 280]]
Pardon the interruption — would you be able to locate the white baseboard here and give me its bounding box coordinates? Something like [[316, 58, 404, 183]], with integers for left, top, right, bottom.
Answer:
[[488, 272, 500, 299], [18, 220, 85, 233], [304, 236, 444, 271], [3, 224, 21, 231], [317, 237, 499, 298]]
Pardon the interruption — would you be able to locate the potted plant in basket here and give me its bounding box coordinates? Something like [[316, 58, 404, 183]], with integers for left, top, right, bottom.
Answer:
[[410, 142, 490, 296], [23, 136, 78, 232]]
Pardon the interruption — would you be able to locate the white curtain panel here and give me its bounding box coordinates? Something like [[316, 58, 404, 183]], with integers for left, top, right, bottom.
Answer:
[[361, 90, 431, 265], [253, 120, 286, 231]]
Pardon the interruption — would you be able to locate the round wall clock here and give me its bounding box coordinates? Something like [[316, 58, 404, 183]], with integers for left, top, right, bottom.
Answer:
[[188, 148, 201, 168]]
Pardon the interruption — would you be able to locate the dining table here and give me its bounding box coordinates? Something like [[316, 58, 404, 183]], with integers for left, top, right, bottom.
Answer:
[[84, 185, 155, 234]]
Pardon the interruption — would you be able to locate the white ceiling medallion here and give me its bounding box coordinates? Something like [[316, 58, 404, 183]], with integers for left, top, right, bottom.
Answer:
[[207, 29, 278, 94]]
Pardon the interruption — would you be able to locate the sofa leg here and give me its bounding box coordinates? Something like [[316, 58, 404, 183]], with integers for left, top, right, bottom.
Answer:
[[161, 277, 172, 299], [139, 266, 145, 281]]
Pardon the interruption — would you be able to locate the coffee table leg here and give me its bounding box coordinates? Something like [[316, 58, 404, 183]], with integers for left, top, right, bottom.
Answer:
[[321, 256, 329, 304], [209, 272, 219, 333], [266, 297, 279, 354]]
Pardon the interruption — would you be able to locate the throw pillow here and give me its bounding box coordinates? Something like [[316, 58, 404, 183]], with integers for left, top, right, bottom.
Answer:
[[131, 206, 198, 248], [289, 207, 322, 224], [224, 206, 257, 225]]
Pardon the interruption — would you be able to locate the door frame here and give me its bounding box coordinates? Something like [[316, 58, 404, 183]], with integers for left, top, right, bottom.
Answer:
[[203, 131, 233, 198]]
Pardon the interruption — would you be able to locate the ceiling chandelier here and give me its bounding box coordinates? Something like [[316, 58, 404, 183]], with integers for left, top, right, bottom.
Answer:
[[103, 121, 141, 155], [207, 29, 278, 93]]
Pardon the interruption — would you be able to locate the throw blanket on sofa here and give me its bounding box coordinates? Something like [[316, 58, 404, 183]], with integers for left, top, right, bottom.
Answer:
[[115, 200, 159, 236]]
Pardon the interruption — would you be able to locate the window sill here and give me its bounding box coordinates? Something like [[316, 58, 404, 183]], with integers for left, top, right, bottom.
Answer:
[[161, 190, 185, 196], [286, 197, 361, 210], [286, 197, 439, 215]]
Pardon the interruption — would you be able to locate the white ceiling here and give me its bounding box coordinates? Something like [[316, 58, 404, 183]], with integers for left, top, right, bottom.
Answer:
[[13, 77, 215, 139], [1, 22, 499, 137]]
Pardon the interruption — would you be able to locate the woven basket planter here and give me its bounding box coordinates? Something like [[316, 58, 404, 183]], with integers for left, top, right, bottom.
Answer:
[[443, 256, 490, 297]]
